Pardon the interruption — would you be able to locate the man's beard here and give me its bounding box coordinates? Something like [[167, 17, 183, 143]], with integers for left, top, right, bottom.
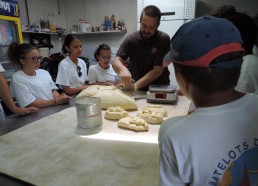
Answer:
[[141, 31, 153, 41]]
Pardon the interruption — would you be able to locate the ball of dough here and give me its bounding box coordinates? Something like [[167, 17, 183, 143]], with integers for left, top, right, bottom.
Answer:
[[104, 106, 129, 120], [76, 85, 137, 110], [117, 116, 148, 131], [142, 105, 168, 117], [137, 109, 163, 124]]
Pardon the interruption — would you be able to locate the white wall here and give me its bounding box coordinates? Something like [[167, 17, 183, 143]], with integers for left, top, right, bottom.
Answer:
[[19, 0, 66, 28], [18, 0, 137, 61], [62, 0, 136, 64], [18, 0, 66, 54], [63, 0, 137, 32]]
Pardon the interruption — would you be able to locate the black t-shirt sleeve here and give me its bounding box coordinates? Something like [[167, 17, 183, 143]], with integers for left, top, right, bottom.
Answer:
[[116, 34, 133, 61]]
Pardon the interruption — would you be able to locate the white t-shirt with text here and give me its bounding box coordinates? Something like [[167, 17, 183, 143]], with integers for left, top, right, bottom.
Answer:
[[159, 93, 258, 186]]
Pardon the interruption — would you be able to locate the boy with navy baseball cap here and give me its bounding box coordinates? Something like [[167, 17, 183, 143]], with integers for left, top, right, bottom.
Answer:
[[159, 16, 258, 185]]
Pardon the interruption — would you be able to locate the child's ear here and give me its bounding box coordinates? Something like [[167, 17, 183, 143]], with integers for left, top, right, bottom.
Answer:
[[176, 71, 188, 88], [175, 71, 191, 98], [65, 46, 69, 52], [19, 58, 25, 65]]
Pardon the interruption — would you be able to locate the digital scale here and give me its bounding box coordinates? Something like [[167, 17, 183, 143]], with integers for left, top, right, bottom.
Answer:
[[146, 85, 178, 104]]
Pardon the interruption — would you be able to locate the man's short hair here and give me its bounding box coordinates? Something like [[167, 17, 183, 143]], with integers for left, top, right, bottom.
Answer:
[[211, 5, 257, 55], [220, 12, 257, 55], [210, 5, 236, 18], [140, 5, 161, 23]]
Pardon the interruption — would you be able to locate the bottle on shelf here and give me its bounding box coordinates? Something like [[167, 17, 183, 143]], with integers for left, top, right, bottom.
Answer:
[[111, 14, 116, 30], [117, 20, 122, 31], [104, 16, 111, 31], [121, 20, 127, 31]]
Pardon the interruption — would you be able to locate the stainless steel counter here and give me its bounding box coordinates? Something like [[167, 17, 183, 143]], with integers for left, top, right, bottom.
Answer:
[[0, 96, 76, 186], [0, 95, 191, 186], [0, 96, 76, 136]]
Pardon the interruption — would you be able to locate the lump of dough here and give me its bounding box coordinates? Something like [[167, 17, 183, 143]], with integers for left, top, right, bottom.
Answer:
[[142, 105, 168, 117], [137, 109, 163, 124], [77, 85, 116, 98], [117, 116, 148, 131], [104, 106, 129, 120], [76, 85, 137, 110]]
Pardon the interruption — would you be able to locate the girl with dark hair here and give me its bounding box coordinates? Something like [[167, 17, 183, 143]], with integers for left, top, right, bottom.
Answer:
[[56, 34, 89, 94], [88, 44, 119, 85], [0, 64, 38, 120], [8, 42, 70, 108]]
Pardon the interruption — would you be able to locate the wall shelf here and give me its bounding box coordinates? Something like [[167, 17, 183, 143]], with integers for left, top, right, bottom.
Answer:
[[70, 30, 127, 35], [22, 31, 59, 35], [22, 30, 127, 35]]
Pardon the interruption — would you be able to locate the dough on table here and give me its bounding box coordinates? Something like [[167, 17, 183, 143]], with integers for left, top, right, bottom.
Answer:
[[76, 85, 137, 110], [117, 116, 148, 131], [137, 109, 163, 124], [142, 105, 168, 117], [104, 106, 129, 120]]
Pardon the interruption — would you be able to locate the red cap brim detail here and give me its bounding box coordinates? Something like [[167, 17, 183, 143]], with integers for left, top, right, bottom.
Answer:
[[173, 43, 244, 67]]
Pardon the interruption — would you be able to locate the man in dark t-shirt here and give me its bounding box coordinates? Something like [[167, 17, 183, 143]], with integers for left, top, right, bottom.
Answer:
[[113, 5, 170, 91]]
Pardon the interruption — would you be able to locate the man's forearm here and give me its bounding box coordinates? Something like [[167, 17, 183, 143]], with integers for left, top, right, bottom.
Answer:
[[112, 56, 133, 88], [135, 67, 164, 90], [112, 56, 127, 74]]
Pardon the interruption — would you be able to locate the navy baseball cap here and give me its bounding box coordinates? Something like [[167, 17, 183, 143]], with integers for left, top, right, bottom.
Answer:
[[164, 16, 244, 68]]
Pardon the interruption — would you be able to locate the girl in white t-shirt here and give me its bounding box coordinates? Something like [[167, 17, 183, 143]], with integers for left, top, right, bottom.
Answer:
[[88, 44, 119, 85], [0, 64, 38, 120], [8, 42, 71, 108], [56, 34, 89, 95]]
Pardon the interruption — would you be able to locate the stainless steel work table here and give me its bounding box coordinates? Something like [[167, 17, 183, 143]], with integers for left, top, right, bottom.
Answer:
[[0, 97, 76, 136], [0, 95, 191, 186]]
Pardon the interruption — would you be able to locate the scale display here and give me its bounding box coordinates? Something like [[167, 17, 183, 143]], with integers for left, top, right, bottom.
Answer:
[[155, 93, 167, 99], [146, 85, 178, 104]]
